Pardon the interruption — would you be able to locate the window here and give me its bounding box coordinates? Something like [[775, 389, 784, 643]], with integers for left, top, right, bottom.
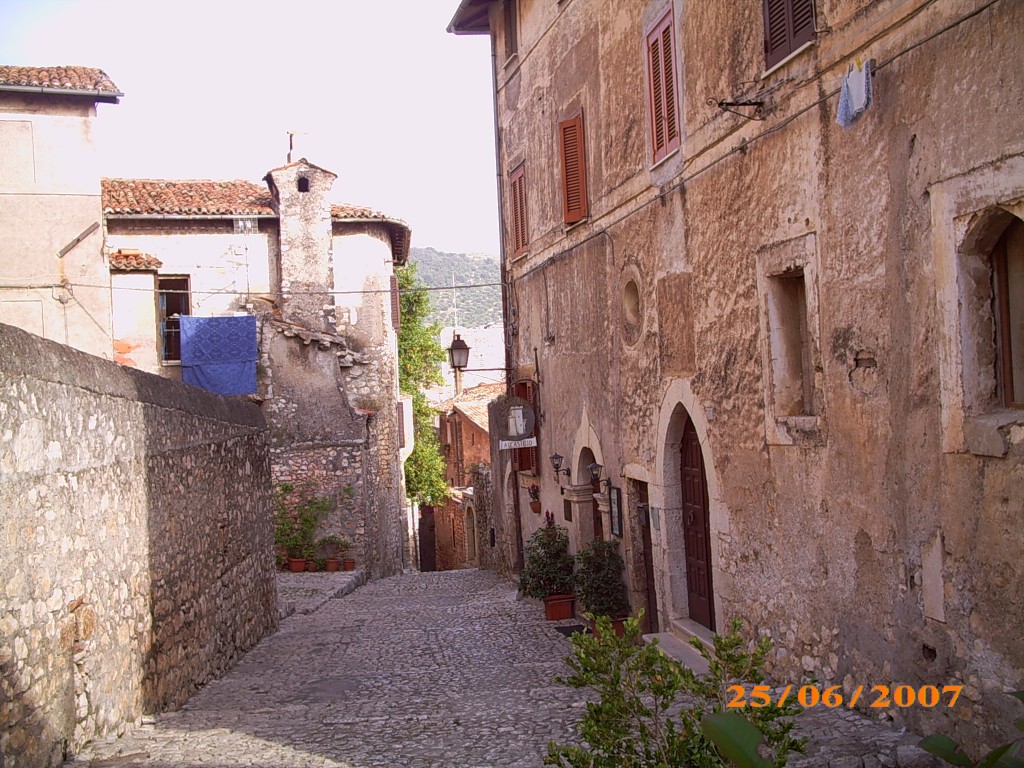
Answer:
[[994, 218, 1024, 407], [559, 112, 589, 224], [766, 269, 814, 416], [509, 163, 529, 257], [763, 0, 816, 70], [390, 274, 401, 332], [504, 0, 518, 60], [157, 275, 190, 363], [511, 379, 538, 474], [646, 8, 680, 164], [297, 177, 309, 193]]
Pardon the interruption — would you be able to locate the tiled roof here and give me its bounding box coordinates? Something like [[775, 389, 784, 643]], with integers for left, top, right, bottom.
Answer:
[[331, 204, 412, 265], [436, 382, 505, 416], [0, 66, 122, 101], [455, 401, 491, 432], [109, 249, 162, 271], [102, 179, 274, 216]]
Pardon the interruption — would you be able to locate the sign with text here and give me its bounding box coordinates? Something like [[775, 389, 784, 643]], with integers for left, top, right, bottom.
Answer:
[[499, 436, 538, 450]]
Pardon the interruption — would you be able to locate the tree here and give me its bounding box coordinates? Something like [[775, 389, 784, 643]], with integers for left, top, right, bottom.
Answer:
[[397, 263, 449, 506]]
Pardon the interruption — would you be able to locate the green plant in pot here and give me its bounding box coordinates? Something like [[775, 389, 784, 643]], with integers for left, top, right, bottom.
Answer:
[[317, 535, 350, 572], [574, 538, 631, 634], [519, 516, 576, 620], [274, 483, 331, 572]]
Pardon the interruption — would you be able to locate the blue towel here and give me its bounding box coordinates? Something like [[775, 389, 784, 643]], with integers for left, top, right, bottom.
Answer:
[[180, 315, 257, 396], [836, 59, 873, 129]]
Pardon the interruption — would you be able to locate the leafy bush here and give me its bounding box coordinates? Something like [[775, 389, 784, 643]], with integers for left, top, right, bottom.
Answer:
[[920, 691, 1024, 768], [273, 482, 331, 562], [545, 615, 805, 768], [519, 521, 575, 599], [574, 539, 631, 618]]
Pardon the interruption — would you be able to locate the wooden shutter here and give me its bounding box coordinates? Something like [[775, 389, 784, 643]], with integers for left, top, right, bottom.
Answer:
[[647, 9, 680, 164], [511, 379, 538, 473], [397, 400, 406, 449], [764, 0, 816, 69], [559, 113, 589, 225], [389, 274, 400, 332], [509, 163, 528, 257]]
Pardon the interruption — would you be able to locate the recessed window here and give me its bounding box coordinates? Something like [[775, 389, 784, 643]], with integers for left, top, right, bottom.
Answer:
[[157, 275, 190, 363], [297, 177, 310, 193], [994, 217, 1024, 407], [509, 163, 529, 257], [763, 0, 816, 69], [559, 111, 589, 225], [504, 0, 518, 59], [646, 8, 681, 164], [623, 280, 641, 325], [766, 269, 814, 416]]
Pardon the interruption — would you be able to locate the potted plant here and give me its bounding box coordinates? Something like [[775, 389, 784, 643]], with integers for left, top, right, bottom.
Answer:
[[519, 516, 576, 620], [575, 539, 631, 635], [527, 483, 542, 514], [317, 535, 350, 572], [274, 483, 330, 572]]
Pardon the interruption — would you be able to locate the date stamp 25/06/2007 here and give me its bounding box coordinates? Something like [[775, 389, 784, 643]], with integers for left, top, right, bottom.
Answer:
[[726, 684, 964, 710]]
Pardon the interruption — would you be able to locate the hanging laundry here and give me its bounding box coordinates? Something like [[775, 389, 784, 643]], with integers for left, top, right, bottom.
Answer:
[[180, 315, 258, 396], [836, 58, 874, 129]]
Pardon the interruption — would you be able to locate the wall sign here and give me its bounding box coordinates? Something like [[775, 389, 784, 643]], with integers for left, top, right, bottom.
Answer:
[[609, 486, 623, 537], [495, 396, 536, 451]]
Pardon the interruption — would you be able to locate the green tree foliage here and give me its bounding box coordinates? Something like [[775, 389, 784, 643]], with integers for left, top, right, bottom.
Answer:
[[397, 263, 449, 506], [410, 246, 502, 328]]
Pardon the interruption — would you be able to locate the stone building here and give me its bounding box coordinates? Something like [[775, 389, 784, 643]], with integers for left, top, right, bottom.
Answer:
[[0, 66, 120, 357], [102, 161, 412, 578], [449, 0, 1023, 751]]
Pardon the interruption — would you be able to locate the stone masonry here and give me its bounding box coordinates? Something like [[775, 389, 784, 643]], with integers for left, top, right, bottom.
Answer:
[[0, 322, 278, 768]]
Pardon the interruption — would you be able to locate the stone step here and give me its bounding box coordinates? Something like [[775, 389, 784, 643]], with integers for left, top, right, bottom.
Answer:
[[642, 631, 710, 675], [670, 617, 715, 652]]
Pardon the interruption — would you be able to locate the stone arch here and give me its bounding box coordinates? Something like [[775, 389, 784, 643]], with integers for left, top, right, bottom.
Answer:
[[653, 378, 729, 630]]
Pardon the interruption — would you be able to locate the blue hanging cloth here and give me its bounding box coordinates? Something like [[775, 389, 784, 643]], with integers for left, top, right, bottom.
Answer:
[[836, 58, 874, 130], [180, 315, 258, 396]]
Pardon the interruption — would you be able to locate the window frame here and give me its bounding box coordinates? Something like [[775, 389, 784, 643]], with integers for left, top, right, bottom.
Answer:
[[511, 379, 539, 474], [646, 7, 681, 165], [993, 219, 1024, 408], [157, 274, 191, 364], [763, 0, 816, 70], [559, 111, 589, 225], [509, 162, 529, 258]]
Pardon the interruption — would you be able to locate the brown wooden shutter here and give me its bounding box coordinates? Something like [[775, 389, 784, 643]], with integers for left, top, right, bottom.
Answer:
[[390, 274, 401, 332], [647, 10, 680, 163], [764, 0, 815, 69], [397, 400, 406, 448], [559, 113, 589, 225], [511, 379, 538, 473], [509, 163, 528, 257]]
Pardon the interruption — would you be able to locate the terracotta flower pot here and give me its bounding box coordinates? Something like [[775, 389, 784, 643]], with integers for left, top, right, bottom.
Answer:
[[325, 558, 341, 572], [529, 500, 542, 513], [543, 594, 576, 621], [305, 559, 317, 572], [287, 557, 306, 573], [587, 616, 628, 638], [343, 558, 356, 571]]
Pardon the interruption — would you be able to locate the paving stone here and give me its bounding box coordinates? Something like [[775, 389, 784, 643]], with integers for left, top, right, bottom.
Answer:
[[63, 569, 942, 768]]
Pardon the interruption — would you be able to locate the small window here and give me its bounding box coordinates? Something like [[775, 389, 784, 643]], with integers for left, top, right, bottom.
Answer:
[[766, 269, 814, 416], [390, 274, 401, 332], [764, 0, 816, 69], [504, 0, 518, 60], [646, 8, 680, 164], [509, 163, 529, 257], [297, 177, 310, 193], [559, 112, 589, 225], [157, 275, 191, 363], [994, 218, 1024, 407]]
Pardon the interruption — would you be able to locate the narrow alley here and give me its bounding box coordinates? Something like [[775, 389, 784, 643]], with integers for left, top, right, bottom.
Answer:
[[64, 569, 940, 768]]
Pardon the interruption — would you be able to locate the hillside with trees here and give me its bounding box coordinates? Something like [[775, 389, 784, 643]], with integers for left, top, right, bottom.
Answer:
[[410, 247, 502, 328]]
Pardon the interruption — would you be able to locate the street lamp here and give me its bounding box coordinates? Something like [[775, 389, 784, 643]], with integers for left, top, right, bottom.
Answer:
[[550, 453, 571, 493], [588, 462, 611, 493], [448, 334, 470, 371]]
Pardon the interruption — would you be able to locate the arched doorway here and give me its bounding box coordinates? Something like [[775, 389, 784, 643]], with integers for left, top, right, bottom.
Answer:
[[576, 447, 603, 542], [465, 504, 478, 564], [680, 417, 714, 631]]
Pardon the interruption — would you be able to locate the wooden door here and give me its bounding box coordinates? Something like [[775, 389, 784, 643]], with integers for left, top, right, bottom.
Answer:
[[680, 418, 714, 630], [637, 482, 659, 633]]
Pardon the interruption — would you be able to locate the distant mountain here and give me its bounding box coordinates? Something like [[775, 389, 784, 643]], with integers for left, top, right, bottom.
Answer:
[[410, 246, 503, 329]]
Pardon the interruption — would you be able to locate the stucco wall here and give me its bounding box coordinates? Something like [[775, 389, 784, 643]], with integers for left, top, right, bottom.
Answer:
[[488, 0, 1024, 752], [0, 322, 277, 768]]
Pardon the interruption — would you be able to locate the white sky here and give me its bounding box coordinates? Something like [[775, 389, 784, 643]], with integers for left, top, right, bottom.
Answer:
[[0, 0, 501, 255]]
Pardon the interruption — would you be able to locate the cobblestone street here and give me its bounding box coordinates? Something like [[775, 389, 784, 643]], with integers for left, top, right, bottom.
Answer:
[[65, 569, 938, 768]]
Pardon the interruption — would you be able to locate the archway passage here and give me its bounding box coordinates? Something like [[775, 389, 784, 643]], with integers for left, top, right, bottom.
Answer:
[[681, 417, 714, 630], [465, 506, 477, 564]]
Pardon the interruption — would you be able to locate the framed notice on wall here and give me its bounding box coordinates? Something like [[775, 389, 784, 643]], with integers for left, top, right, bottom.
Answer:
[[609, 486, 623, 537]]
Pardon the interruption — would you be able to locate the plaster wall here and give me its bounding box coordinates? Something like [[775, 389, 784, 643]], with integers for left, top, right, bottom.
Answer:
[[0, 322, 277, 768], [0, 95, 112, 358], [488, 0, 1024, 751]]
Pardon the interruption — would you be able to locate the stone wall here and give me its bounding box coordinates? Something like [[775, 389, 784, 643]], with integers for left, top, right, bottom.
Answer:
[[0, 323, 278, 768], [434, 493, 469, 571]]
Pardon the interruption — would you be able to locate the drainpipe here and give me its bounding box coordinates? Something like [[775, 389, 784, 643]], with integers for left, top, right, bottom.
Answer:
[[487, 26, 525, 574]]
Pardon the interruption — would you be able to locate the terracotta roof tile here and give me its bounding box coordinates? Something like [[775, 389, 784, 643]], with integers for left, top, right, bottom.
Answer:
[[109, 249, 162, 271], [0, 65, 121, 97], [435, 382, 505, 414], [102, 178, 274, 216], [455, 401, 491, 432]]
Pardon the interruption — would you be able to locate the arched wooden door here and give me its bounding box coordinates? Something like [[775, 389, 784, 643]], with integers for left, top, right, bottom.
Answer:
[[680, 418, 714, 630]]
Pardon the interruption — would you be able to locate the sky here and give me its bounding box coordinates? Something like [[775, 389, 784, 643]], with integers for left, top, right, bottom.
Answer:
[[0, 0, 501, 255]]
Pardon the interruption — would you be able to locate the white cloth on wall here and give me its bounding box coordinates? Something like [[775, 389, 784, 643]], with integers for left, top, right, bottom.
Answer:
[[836, 58, 874, 129]]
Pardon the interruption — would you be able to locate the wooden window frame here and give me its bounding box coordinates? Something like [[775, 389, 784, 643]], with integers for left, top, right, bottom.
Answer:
[[763, 0, 816, 70], [389, 273, 401, 332], [646, 8, 681, 164], [994, 221, 1024, 408], [504, 0, 518, 61], [509, 162, 529, 258], [510, 379, 539, 474], [157, 275, 190, 364], [559, 111, 589, 225]]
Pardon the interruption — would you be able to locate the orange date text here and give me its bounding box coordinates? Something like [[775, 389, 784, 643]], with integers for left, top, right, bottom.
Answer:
[[726, 684, 963, 709]]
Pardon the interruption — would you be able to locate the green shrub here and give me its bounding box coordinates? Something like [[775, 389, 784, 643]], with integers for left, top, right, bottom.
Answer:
[[545, 615, 805, 768], [920, 691, 1024, 768], [519, 521, 575, 599], [273, 482, 331, 562], [574, 539, 631, 618]]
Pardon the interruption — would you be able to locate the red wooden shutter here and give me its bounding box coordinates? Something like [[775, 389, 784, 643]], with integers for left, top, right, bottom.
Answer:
[[511, 379, 538, 473], [509, 163, 528, 257], [647, 9, 680, 163], [559, 113, 589, 224], [397, 400, 406, 448], [389, 274, 400, 332], [764, 0, 815, 69]]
